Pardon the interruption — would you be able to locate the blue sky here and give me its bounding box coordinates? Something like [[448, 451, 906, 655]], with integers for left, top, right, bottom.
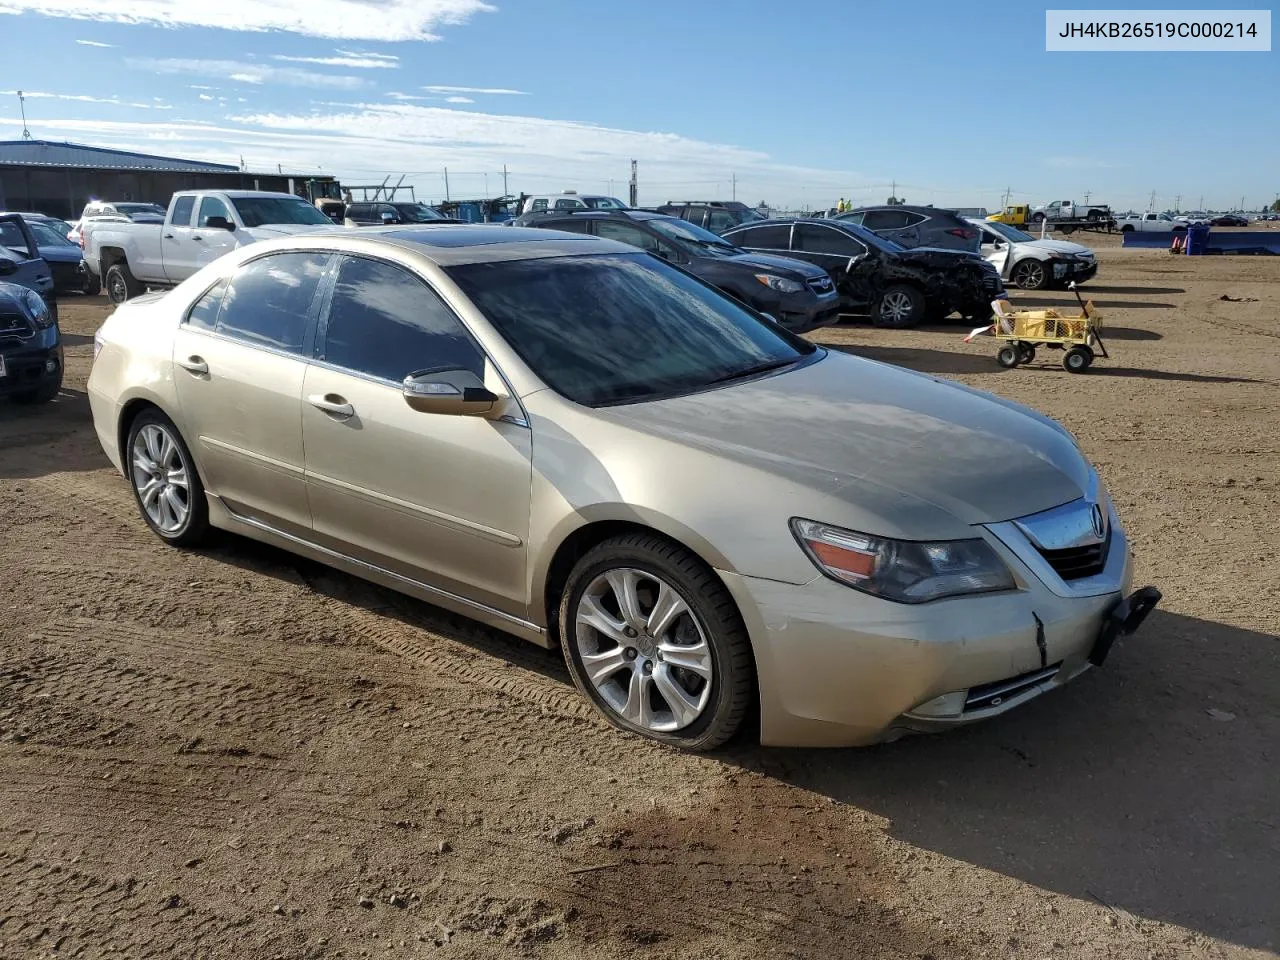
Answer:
[[1, 0, 1276, 210]]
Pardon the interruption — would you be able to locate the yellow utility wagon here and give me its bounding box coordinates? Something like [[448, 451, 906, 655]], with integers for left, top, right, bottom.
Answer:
[[979, 283, 1108, 372]]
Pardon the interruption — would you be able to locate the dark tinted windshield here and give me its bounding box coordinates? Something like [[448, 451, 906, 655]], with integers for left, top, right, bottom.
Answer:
[[447, 253, 815, 407], [647, 217, 738, 251], [231, 196, 332, 227], [115, 203, 164, 215], [393, 203, 448, 223], [983, 221, 1036, 243]]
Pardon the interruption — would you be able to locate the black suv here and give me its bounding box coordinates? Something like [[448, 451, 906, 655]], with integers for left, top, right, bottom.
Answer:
[[835, 205, 981, 253], [515, 209, 839, 334], [345, 201, 459, 226], [0, 278, 63, 404], [653, 201, 765, 234], [722, 218, 1004, 328]]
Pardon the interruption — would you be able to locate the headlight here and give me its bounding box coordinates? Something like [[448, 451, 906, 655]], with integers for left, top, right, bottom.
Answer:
[[791, 519, 1016, 603], [754, 274, 804, 294], [21, 289, 54, 328]]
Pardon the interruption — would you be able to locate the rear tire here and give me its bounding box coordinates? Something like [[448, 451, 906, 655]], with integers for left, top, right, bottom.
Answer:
[[872, 284, 925, 328], [997, 346, 1021, 368], [105, 262, 143, 305], [1063, 346, 1093, 373], [125, 409, 210, 547], [559, 533, 754, 751]]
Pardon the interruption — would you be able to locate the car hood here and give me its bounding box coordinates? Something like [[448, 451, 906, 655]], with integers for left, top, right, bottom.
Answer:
[[593, 350, 1090, 533], [242, 224, 333, 238], [722, 250, 828, 280], [1022, 238, 1093, 256]]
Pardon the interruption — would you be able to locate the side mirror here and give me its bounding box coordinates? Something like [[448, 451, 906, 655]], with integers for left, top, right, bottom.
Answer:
[[0, 259, 16, 276], [845, 254, 865, 273], [403, 368, 499, 417], [206, 216, 235, 231]]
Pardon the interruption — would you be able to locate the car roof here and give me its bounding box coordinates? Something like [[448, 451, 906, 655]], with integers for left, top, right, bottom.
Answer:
[[849, 204, 960, 216], [361, 225, 629, 264], [524, 209, 666, 223]]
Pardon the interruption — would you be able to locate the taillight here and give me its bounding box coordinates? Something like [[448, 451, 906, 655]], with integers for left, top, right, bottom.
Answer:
[[948, 227, 977, 239]]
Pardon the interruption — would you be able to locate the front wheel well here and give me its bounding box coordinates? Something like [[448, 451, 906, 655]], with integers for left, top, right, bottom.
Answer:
[[98, 246, 127, 273], [541, 520, 728, 648]]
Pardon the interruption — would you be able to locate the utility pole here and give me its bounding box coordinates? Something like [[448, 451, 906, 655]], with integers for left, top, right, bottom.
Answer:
[[629, 159, 638, 207], [1199, 194, 1204, 211], [1084, 190, 1091, 204], [444, 167, 450, 201], [484, 172, 489, 196], [732, 172, 736, 202], [1002, 186, 1012, 209], [16, 90, 32, 139], [1149, 189, 1157, 212], [1174, 194, 1182, 213], [1239, 194, 1245, 212], [502, 164, 508, 195]]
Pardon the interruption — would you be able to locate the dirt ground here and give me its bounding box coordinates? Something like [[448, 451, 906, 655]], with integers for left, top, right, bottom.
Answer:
[[2, 238, 1277, 960]]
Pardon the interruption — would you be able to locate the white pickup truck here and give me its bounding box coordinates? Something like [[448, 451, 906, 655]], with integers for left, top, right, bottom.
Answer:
[[1031, 200, 1113, 223], [84, 190, 337, 303], [1115, 212, 1188, 233]]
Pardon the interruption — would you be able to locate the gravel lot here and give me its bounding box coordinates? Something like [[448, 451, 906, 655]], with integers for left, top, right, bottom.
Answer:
[[2, 235, 1277, 959]]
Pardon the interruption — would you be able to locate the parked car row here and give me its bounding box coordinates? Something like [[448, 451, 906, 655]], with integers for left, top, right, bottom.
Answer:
[[84, 224, 1160, 750]]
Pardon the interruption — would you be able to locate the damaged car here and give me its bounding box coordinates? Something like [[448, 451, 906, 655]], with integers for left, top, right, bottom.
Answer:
[[970, 219, 1098, 290], [723, 218, 1004, 328]]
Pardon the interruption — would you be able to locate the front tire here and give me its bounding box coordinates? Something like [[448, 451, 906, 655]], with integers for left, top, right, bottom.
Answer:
[[105, 262, 143, 305], [997, 346, 1021, 368], [559, 533, 754, 751], [872, 284, 925, 328], [125, 409, 210, 547], [1011, 258, 1050, 290], [1063, 346, 1093, 373]]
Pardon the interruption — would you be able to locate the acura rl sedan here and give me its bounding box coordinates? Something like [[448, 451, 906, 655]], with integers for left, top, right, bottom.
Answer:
[[87, 226, 1159, 750]]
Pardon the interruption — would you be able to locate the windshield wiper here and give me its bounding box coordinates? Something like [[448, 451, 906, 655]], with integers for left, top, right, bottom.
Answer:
[[706, 357, 796, 386]]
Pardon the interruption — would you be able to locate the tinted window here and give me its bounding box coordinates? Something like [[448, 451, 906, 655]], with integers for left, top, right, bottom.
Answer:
[[321, 256, 483, 382], [170, 196, 195, 228], [198, 196, 232, 227], [707, 209, 737, 233], [553, 198, 584, 210], [862, 209, 912, 230], [215, 252, 329, 353], [903, 211, 928, 226], [795, 224, 864, 256], [685, 206, 711, 229], [231, 196, 332, 227], [726, 223, 791, 249], [447, 254, 814, 407], [185, 278, 228, 332], [531, 199, 548, 212], [347, 203, 372, 220], [595, 220, 667, 255], [543, 218, 591, 234], [839, 211, 865, 225]]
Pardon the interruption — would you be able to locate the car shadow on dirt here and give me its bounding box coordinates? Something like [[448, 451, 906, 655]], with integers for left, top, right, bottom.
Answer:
[[1094, 326, 1162, 341], [0, 387, 109, 478], [724, 609, 1279, 951], [1078, 285, 1187, 295]]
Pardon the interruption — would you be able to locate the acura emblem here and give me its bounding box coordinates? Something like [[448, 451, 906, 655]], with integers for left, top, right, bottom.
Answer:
[[1090, 502, 1106, 539]]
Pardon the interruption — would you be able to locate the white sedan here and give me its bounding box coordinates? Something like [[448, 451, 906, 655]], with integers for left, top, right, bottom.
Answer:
[[969, 218, 1098, 290]]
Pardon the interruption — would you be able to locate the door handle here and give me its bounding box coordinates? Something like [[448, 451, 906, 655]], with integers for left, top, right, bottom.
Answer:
[[307, 393, 355, 419], [192, 235, 204, 241], [177, 356, 209, 375], [164, 233, 175, 239]]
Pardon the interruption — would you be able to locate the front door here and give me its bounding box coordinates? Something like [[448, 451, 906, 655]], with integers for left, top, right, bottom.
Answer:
[[171, 250, 331, 536], [191, 195, 241, 271], [978, 227, 1014, 279], [301, 254, 533, 619], [791, 222, 872, 308]]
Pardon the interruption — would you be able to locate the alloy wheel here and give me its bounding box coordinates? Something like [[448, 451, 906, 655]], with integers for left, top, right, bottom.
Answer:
[[881, 290, 913, 323], [1016, 261, 1045, 289], [573, 568, 714, 732], [131, 423, 191, 534], [108, 271, 127, 303]]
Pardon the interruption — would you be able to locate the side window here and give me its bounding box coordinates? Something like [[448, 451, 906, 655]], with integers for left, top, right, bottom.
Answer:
[[707, 209, 736, 233], [902, 212, 928, 226], [841, 211, 865, 225], [320, 256, 484, 383], [595, 220, 663, 255], [185, 278, 228, 331], [730, 223, 790, 249], [169, 196, 195, 228], [684, 206, 711, 229], [197, 196, 232, 227], [215, 252, 329, 353], [861, 210, 908, 230], [795, 224, 864, 257], [377, 204, 399, 222], [531, 199, 548, 212], [545, 218, 591, 234], [347, 203, 369, 221], [553, 198, 584, 210]]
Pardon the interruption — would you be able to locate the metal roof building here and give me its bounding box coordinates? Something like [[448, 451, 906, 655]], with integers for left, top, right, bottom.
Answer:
[[0, 140, 339, 219]]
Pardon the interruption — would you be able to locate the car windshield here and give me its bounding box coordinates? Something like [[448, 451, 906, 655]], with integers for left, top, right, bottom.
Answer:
[[647, 217, 739, 253], [114, 203, 161, 215], [983, 221, 1035, 243], [394, 203, 448, 222], [28, 220, 75, 247], [584, 196, 627, 209], [231, 196, 332, 227], [447, 253, 816, 407]]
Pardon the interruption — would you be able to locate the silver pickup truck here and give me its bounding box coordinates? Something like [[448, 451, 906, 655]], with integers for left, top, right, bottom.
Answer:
[[83, 190, 336, 303]]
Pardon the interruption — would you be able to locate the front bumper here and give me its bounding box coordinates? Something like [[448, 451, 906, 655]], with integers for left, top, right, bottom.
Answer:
[[48, 259, 88, 294], [0, 328, 63, 398], [764, 290, 841, 335], [719, 507, 1157, 747], [1051, 258, 1098, 284]]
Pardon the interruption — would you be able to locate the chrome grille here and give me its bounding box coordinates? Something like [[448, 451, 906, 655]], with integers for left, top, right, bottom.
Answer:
[[1037, 532, 1110, 580]]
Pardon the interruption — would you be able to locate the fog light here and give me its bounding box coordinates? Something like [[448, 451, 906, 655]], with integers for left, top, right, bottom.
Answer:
[[905, 691, 966, 719], [45, 357, 58, 373]]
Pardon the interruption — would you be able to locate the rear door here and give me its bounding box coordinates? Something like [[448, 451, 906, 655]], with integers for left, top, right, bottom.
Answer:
[[159, 195, 197, 281], [792, 222, 871, 306], [171, 250, 330, 537], [301, 254, 533, 617]]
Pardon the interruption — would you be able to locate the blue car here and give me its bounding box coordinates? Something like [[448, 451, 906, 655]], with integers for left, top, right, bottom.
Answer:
[[1, 213, 93, 295], [0, 214, 56, 312], [0, 278, 63, 404]]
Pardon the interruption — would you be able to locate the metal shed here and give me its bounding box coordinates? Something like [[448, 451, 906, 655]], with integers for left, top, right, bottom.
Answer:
[[0, 140, 340, 219]]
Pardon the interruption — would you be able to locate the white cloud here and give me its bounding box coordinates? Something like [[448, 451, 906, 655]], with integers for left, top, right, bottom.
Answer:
[[0, 0, 495, 41], [423, 84, 527, 95], [189, 84, 216, 90], [272, 53, 400, 69], [445, 96, 473, 103], [130, 57, 368, 90], [74, 38, 113, 46], [198, 94, 214, 101], [387, 91, 431, 101], [18, 90, 166, 109]]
